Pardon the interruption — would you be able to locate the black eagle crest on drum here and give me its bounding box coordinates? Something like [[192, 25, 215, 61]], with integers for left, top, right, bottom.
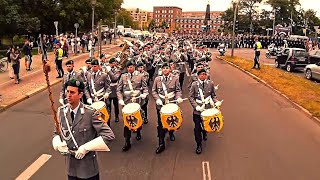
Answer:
[[166, 115, 179, 128], [209, 117, 220, 131], [126, 115, 138, 127]]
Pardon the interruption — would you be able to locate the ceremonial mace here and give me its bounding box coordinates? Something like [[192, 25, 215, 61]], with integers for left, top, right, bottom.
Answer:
[[38, 34, 62, 138]]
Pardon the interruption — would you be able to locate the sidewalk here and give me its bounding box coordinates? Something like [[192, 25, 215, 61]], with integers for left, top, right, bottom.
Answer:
[[0, 40, 122, 111]]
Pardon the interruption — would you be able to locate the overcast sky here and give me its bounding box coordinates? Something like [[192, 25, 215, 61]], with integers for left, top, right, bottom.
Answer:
[[121, 0, 320, 16]]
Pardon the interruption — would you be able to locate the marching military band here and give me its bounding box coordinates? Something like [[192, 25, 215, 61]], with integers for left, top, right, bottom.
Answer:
[[52, 34, 224, 179]]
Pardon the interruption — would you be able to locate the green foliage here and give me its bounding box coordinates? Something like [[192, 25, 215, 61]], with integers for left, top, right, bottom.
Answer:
[[116, 9, 138, 29]]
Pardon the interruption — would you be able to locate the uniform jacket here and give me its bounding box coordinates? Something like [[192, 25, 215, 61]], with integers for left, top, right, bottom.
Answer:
[[60, 71, 91, 101], [106, 67, 121, 98], [152, 73, 182, 109], [55, 103, 115, 178], [189, 80, 218, 115], [87, 70, 111, 101], [117, 70, 148, 104], [188, 72, 211, 89]]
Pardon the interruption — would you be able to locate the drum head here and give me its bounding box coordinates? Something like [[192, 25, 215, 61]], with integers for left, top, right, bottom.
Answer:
[[160, 103, 179, 114], [91, 101, 105, 110], [123, 103, 140, 114], [201, 108, 220, 117]]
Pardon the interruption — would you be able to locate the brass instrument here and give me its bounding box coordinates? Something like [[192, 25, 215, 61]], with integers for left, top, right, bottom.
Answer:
[[118, 40, 133, 70]]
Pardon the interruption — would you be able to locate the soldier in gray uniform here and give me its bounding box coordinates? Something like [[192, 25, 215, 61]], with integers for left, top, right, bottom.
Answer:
[[59, 60, 92, 105], [177, 49, 188, 87], [104, 58, 121, 123], [168, 59, 180, 78], [189, 69, 218, 154], [152, 62, 183, 154], [52, 79, 115, 180], [86, 59, 112, 126], [136, 61, 150, 124], [117, 61, 149, 151]]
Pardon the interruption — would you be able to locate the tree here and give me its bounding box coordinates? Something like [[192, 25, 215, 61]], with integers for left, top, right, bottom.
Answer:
[[239, 0, 262, 33], [116, 8, 138, 29], [148, 19, 156, 31]]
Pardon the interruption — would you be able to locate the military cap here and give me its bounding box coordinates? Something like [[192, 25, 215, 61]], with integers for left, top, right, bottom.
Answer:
[[109, 57, 116, 64], [91, 59, 99, 66], [136, 62, 145, 67], [65, 60, 74, 65], [64, 78, 85, 90], [196, 63, 204, 67], [100, 53, 105, 59], [161, 62, 169, 68], [168, 59, 174, 64], [85, 58, 92, 64], [126, 60, 135, 67], [197, 68, 207, 75]]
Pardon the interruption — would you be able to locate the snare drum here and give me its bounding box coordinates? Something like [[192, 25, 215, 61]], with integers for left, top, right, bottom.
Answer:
[[122, 103, 143, 131], [201, 108, 223, 133], [160, 103, 183, 131], [90, 101, 109, 123]]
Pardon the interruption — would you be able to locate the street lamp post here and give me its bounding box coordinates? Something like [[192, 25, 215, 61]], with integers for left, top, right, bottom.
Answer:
[[114, 12, 117, 45], [272, 9, 276, 36], [231, 0, 239, 57], [91, 0, 96, 35], [54, 21, 59, 36], [74, 23, 79, 55]]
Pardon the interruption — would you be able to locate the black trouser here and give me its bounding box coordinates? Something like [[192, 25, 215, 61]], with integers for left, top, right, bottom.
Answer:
[[156, 109, 174, 145], [55, 59, 64, 76], [27, 55, 32, 69], [124, 126, 142, 141], [107, 97, 119, 122], [179, 72, 185, 87], [141, 101, 148, 120], [193, 113, 206, 145], [68, 174, 99, 180], [253, 51, 260, 68]]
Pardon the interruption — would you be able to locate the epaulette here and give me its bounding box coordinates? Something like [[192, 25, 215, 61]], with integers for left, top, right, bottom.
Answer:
[[83, 104, 95, 110], [58, 104, 68, 110]]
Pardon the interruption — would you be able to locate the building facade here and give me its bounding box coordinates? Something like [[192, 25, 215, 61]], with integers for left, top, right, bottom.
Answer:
[[127, 8, 148, 29], [153, 6, 183, 30]]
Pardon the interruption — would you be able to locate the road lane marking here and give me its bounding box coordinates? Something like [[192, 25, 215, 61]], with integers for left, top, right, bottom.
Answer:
[[202, 161, 212, 180], [15, 154, 52, 180]]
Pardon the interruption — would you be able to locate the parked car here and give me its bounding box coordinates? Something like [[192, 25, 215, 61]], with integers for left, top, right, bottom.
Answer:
[[304, 62, 320, 81], [275, 48, 308, 72], [307, 50, 320, 64]]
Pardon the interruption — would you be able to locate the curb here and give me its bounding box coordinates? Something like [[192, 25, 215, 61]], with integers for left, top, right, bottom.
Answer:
[[216, 55, 320, 124], [0, 79, 63, 112]]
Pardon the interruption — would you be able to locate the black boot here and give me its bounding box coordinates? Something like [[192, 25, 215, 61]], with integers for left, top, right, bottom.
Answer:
[[122, 139, 131, 152], [115, 116, 119, 123], [143, 118, 148, 124], [156, 144, 165, 154], [169, 131, 175, 141], [196, 143, 202, 154], [136, 131, 142, 141]]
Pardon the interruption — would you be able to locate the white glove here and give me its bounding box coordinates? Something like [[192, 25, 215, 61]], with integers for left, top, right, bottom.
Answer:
[[215, 101, 222, 107], [75, 145, 89, 160], [105, 66, 111, 73], [196, 105, 204, 112], [87, 98, 93, 105], [119, 100, 125, 106], [52, 135, 68, 154], [59, 98, 64, 105], [156, 99, 163, 106], [176, 98, 183, 104], [103, 93, 109, 99], [140, 94, 147, 99], [214, 84, 219, 91]]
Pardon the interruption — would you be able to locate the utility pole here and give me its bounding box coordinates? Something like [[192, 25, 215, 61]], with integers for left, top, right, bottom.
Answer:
[[91, 0, 96, 36], [98, 19, 102, 56], [272, 9, 276, 36], [231, 1, 239, 57]]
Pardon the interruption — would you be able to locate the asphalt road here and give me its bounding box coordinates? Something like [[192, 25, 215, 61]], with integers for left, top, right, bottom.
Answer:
[[1, 51, 320, 180]]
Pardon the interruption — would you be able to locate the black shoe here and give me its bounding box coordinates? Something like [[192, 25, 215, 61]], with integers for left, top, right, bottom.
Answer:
[[196, 144, 202, 154], [136, 133, 142, 141], [56, 76, 61, 78], [169, 134, 175, 141], [122, 142, 131, 152], [115, 117, 119, 123], [143, 119, 148, 124], [203, 133, 208, 141], [156, 144, 165, 154]]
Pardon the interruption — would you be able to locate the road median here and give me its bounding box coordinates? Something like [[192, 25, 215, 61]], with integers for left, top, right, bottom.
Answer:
[[216, 55, 320, 122]]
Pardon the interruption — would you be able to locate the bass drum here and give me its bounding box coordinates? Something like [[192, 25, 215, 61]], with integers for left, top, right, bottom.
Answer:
[[201, 108, 223, 133], [90, 101, 110, 123], [160, 103, 183, 131], [122, 103, 143, 131]]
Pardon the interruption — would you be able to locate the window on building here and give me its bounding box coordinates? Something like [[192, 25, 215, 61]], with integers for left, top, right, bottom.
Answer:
[[196, 20, 199, 23], [192, 25, 195, 28]]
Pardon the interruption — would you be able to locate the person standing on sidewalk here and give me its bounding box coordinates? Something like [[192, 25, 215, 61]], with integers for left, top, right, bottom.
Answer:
[[10, 47, 21, 84], [55, 43, 64, 78], [23, 40, 33, 71], [6, 47, 14, 79], [252, 37, 261, 69]]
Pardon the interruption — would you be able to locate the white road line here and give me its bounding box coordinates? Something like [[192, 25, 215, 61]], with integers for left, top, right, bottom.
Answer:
[[202, 161, 212, 180], [15, 154, 52, 180]]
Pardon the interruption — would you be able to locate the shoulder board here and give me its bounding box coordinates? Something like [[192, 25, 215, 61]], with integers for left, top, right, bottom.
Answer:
[[58, 104, 68, 110], [83, 104, 95, 110]]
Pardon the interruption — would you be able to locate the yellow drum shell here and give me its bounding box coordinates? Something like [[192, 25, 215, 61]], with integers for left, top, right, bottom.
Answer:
[[201, 108, 223, 133], [122, 103, 143, 131], [160, 103, 183, 131], [90, 101, 109, 123]]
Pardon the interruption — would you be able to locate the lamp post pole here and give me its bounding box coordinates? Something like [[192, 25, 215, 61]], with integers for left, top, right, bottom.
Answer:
[[231, 0, 239, 57], [91, 0, 96, 35]]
